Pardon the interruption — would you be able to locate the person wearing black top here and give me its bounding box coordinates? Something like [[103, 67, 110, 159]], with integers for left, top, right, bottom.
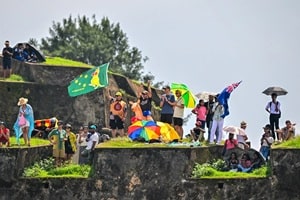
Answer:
[[138, 80, 153, 119], [205, 95, 215, 142], [2, 41, 13, 78]]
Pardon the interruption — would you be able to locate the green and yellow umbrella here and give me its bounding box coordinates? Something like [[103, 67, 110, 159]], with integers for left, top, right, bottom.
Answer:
[[171, 83, 197, 108]]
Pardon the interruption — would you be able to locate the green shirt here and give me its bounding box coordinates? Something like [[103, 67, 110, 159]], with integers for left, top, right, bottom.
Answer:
[[48, 129, 66, 150]]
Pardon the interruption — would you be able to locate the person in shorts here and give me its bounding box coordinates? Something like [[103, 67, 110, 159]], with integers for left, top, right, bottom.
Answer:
[[108, 90, 127, 138], [169, 90, 185, 139], [48, 120, 67, 166], [160, 85, 175, 124], [2, 40, 13, 78]]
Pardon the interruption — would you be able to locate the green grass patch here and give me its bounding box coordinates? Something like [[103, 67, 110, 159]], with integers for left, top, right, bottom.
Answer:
[[192, 159, 270, 179], [23, 158, 91, 178], [44, 57, 92, 68], [98, 137, 175, 148], [7, 136, 50, 148], [272, 136, 300, 148], [98, 137, 206, 148], [199, 166, 268, 179], [3, 74, 25, 82]]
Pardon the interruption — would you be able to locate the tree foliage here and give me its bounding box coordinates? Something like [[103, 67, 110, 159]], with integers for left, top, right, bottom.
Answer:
[[40, 15, 150, 81]]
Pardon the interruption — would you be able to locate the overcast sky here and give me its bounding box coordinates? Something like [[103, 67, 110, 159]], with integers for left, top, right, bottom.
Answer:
[[2, 0, 300, 150]]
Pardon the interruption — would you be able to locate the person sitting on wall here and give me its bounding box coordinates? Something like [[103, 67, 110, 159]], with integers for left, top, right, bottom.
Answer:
[[225, 151, 239, 171], [0, 121, 10, 147], [23, 43, 37, 62], [190, 120, 205, 142], [250, 151, 263, 170], [276, 120, 296, 142], [13, 43, 25, 61], [237, 153, 252, 172], [222, 132, 238, 156]]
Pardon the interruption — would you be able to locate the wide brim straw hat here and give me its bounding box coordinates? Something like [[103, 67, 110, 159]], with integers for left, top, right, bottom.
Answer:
[[17, 97, 28, 106]]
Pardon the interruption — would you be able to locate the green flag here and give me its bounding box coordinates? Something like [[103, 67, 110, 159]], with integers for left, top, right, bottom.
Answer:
[[68, 63, 109, 97]]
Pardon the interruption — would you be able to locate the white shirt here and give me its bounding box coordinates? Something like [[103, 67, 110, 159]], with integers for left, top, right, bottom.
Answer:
[[261, 136, 274, 147], [265, 101, 281, 114], [212, 103, 224, 121], [237, 134, 246, 144], [86, 132, 99, 150], [173, 97, 185, 118]]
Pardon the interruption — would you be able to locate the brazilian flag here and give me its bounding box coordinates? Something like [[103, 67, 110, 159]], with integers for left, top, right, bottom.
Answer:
[[68, 63, 109, 97]]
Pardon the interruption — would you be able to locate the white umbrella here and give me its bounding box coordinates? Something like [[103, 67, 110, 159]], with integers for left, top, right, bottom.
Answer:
[[195, 91, 217, 102], [223, 126, 246, 136]]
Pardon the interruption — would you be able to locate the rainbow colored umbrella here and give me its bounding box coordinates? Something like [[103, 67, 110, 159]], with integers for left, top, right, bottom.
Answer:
[[171, 83, 196, 108], [128, 120, 161, 141]]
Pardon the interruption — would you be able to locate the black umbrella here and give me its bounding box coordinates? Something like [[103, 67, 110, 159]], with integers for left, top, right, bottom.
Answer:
[[262, 86, 288, 96]]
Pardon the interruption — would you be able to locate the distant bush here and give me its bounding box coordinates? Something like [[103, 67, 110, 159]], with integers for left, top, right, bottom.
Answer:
[[23, 158, 55, 177], [23, 158, 91, 178], [192, 163, 215, 177]]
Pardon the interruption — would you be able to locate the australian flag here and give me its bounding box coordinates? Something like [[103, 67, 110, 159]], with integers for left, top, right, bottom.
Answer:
[[217, 81, 242, 118]]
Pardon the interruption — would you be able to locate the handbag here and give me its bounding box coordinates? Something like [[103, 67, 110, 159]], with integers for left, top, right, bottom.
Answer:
[[18, 114, 26, 126]]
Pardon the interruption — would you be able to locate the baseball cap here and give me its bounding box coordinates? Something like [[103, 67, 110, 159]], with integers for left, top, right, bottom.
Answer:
[[115, 92, 122, 96], [162, 85, 170, 90], [89, 125, 97, 130], [57, 120, 64, 125]]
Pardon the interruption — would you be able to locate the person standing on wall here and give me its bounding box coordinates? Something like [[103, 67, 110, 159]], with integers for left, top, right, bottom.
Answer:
[[209, 97, 224, 145], [13, 97, 35, 146], [81, 125, 99, 165], [169, 90, 185, 139], [2, 40, 13, 78], [64, 123, 77, 163], [48, 120, 67, 166], [205, 95, 215, 143], [138, 80, 153, 120], [160, 85, 175, 124], [265, 93, 281, 140], [108, 90, 127, 138]]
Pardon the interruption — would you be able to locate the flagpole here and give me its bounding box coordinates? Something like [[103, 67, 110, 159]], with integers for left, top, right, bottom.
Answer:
[[103, 88, 110, 129]]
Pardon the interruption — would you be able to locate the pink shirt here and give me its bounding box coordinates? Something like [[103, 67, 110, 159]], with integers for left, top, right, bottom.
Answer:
[[225, 139, 238, 150], [193, 105, 207, 121]]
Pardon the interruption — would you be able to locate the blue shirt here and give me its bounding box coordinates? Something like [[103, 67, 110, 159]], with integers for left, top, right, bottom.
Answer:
[[161, 94, 175, 114]]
